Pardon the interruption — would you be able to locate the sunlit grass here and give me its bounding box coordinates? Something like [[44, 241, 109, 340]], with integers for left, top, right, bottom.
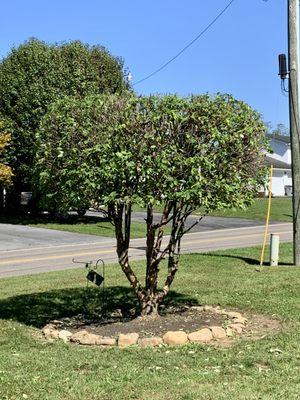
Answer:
[[0, 243, 299, 399]]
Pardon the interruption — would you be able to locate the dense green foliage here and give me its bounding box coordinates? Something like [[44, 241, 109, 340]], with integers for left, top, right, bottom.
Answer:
[[37, 92, 267, 314], [36, 96, 103, 213], [0, 38, 128, 199], [0, 121, 12, 187], [37, 93, 267, 212]]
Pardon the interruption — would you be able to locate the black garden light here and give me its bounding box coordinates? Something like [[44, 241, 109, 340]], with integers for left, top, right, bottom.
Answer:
[[72, 257, 106, 315], [86, 269, 104, 286]]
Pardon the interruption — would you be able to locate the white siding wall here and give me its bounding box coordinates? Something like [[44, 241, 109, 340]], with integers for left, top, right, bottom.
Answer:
[[271, 169, 292, 196]]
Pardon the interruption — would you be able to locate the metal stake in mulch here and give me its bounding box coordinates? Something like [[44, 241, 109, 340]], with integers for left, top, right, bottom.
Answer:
[[72, 258, 106, 317]]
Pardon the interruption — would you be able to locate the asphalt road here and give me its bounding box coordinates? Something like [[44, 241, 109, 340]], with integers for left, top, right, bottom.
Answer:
[[0, 223, 112, 251], [0, 221, 292, 278], [93, 211, 269, 232]]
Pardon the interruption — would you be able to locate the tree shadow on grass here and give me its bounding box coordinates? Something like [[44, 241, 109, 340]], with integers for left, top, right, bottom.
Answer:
[[0, 286, 198, 328], [200, 252, 293, 267], [0, 213, 110, 226]]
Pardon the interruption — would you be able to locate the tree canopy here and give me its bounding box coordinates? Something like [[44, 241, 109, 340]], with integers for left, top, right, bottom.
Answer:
[[0, 38, 129, 203], [37, 92, 267, 315], [0, 122, 13, 187]]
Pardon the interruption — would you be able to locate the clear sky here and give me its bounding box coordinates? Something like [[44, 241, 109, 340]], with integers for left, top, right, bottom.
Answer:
[[0, 0, 290, 128]]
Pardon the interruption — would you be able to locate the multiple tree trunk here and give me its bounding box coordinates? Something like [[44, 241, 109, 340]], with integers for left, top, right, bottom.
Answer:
[[109, 201, 202, 316]]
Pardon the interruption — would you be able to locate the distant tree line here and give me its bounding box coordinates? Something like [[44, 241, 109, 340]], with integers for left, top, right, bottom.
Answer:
[[265, 122, 289, 137]]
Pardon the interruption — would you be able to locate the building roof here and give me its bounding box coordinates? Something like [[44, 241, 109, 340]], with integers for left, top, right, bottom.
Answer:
[[265, 155, 291, 169]]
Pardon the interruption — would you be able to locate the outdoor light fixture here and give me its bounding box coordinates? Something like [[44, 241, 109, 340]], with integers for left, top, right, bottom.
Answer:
[[72, 258, 106, 315], [86, 269, 96, 283], [94, 272, 104, 287], [72, 258, 105, 287]]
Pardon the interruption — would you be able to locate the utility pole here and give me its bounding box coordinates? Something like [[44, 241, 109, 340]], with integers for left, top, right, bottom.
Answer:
[[288, 0, 300, 265]]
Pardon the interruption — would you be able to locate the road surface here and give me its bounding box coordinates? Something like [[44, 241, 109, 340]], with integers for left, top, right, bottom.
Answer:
[[95, 211, 268, 231], [0, 221, 292, 278]]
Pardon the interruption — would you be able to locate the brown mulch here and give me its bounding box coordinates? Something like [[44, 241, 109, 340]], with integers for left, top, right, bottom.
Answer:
[[50, 306, 282, 343], [54, 306, 226, 338]]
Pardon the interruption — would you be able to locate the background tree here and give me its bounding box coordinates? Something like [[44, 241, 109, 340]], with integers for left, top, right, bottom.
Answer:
[[0, 124, 12, 187], [0, 122, 13, 213], [265, 122, 289, 137], [271, 123, 289, 137], [36, 96, 111, 215], [0, 38, 129, 211], [37, 93, 267, 316]]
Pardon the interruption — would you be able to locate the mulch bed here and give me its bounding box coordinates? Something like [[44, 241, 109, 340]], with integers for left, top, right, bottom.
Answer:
[[54, 306, 227, 339]]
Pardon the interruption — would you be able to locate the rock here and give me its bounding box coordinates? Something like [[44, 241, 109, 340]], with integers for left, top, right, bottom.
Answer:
[[227, 311, 242, 319], [52, 320, 64, 326], [42, 324, 59, 340], [98, 337, 116, 346], [210, 326, 227, 340], [203, 305, 214, 312], [139, 337, 163, 348], [214, 309, 227, 315], [70, 330, 101, 345], [163, 331, 188, 346], [58, 330, 73, 343], [110, 309, 123, 318], [229, 323, 244, 334], [233, 316, 247, 325], [190, 305, 204, 312], [118, 333, 139, 347], [188, 328, 213, 343], [225, 327, 234, 337]]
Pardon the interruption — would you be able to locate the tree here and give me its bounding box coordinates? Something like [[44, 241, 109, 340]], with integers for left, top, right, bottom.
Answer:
[[271, 123, 289, 137], [0, 124, 12, 187], [35, 96, 110, 214], [0, 122, 13, 213], [0, 38, 129, 210], [37, 93, 267, 316]]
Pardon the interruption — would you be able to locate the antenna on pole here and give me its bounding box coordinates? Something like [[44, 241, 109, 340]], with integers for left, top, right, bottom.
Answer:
[[278, 54, 289, 79]]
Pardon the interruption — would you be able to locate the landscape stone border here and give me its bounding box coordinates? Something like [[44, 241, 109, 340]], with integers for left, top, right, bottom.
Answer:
[[41, 305, 248, 348]]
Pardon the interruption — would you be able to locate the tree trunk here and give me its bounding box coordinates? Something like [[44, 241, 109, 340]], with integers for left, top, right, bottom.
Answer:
[[111, 200, 195, 317], [140, 295, 160, 317]]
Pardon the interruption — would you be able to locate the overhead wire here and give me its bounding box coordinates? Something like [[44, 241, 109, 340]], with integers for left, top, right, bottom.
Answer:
[[132, 0, 236, 86]]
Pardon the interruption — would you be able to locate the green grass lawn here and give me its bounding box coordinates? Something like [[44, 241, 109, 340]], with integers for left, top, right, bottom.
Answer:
[[135, 197, 293, 222], [204, 197, 293, 222], [32, 220, 149, 238], [1, 244, 300, 399]]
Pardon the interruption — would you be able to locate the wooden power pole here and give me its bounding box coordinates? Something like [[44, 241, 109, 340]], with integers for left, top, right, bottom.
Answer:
[[288, 0, 300, 265]]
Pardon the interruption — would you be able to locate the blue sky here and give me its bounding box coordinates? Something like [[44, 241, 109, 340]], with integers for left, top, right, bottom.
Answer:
[[0, 0, 290, 128]]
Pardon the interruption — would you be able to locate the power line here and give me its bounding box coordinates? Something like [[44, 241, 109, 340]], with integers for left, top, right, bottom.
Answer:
[[133, 0, 236, 86]]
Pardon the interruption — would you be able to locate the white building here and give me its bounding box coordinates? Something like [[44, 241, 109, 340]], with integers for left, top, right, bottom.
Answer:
[[265, 134, 292, 197]]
